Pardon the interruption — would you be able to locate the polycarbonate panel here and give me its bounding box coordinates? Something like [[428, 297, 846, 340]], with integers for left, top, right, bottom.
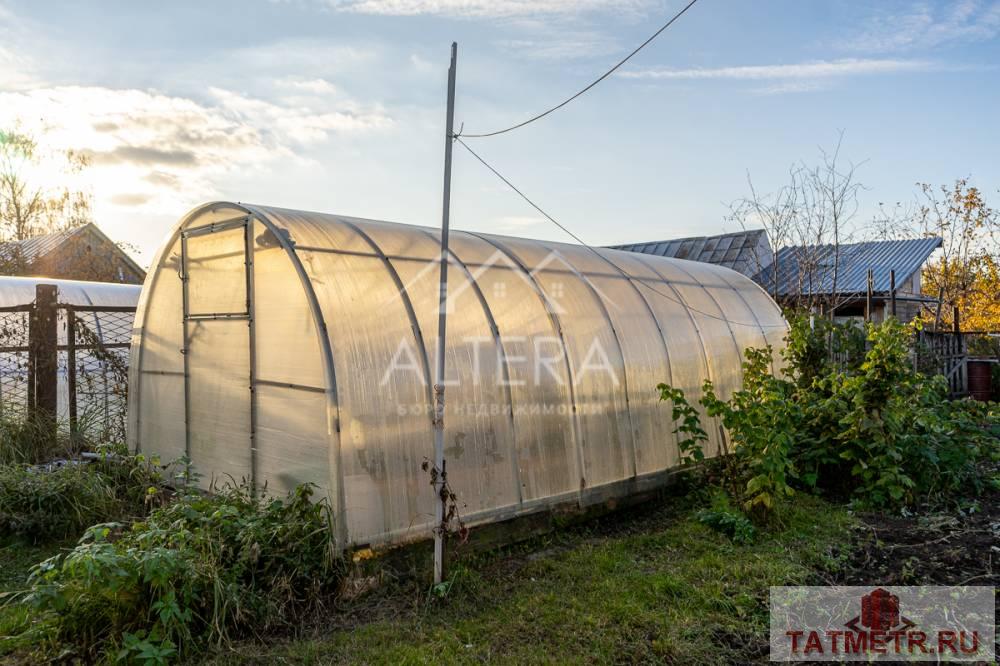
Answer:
[[618, 253, 723, 460], [255, 384, 330, 497], [287, 214, 434, 547], [650, 261, 741, 457], [699, 263, 775, 372], [187, 319, 250, 487], [448, 231, 578, 503], [590, 248, 678, 475], [718, 271, 789, 371], [251, 219, 325, 389], [486, 236, 632, 491], [369, 223, 520, 515], [137, 372, 186, 462], [186, 226, 247, 316], [0, 276, 139, 308]]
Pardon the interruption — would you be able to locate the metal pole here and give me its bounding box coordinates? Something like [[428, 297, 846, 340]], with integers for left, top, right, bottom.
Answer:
[[67, 306, 77, 445], [245, 220, 258, 495], [433, 42, 457, 585]]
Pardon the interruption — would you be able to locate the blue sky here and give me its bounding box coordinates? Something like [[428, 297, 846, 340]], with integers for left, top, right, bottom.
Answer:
[[1, 0, 998, 264]]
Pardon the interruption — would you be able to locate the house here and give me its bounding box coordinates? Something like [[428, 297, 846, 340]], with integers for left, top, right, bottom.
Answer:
[[753, 237, 943, 323], [609, 229, 772, 278], [0, 223, 145, 284], [613, 230, 943, 323]]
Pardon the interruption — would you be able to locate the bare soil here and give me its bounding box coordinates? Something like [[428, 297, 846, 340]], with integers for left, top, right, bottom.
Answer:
[[830, 488, 999, 587]]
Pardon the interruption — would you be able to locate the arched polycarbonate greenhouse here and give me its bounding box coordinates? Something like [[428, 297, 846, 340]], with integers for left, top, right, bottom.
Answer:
[[128, 202, 787, 550]]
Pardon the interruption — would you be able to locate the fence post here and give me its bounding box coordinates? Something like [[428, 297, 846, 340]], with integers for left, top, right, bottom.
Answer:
[[67, 306, 77, 445], [952, 307, 966, 397], [889, 269, 896, 318], [865, 268, 873, 322], [28, 284, 58, 439]]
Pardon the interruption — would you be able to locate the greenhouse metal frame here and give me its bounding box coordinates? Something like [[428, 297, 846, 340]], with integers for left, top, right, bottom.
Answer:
[[129, 202, 787, 551]]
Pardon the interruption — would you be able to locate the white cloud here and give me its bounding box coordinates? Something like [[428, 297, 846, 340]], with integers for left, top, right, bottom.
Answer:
[[276, 77, 339, 94], [496, 31, 620, 60], [620, 58, 932, 80], [847, 0, 1000, 52], [328, 0, 649, 18], [0, 85, 392, 219], [752, 80, 828, 96]]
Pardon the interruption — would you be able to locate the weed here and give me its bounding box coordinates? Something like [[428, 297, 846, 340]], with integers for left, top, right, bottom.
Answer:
[[0, 445, 166, 543], [19, 481, 344, 662]]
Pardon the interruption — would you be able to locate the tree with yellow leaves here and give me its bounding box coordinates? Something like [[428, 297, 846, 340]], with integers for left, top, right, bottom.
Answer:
[[915, 180, 1000, 331]]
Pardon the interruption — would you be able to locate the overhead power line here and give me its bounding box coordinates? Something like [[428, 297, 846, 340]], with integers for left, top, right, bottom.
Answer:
[[454, 137, 786, 329], [459, 0, 701, 139]]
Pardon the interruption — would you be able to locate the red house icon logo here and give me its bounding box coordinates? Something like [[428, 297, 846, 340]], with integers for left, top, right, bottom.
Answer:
[[861, 588, 900, 631]]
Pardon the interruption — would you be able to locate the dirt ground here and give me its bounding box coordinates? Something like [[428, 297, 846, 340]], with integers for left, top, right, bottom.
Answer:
[[830, 487, 999, 587]]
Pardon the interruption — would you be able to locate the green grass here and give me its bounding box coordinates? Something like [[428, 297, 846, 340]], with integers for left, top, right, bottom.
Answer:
[[206, 492, 853, 665], [0, 539, 67, 652]]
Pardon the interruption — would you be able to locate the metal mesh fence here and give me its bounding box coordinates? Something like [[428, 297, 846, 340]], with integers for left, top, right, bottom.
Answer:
[[0, 302, 134, 445], [0, 309, 31, 420], [68, 309, 132, 443]]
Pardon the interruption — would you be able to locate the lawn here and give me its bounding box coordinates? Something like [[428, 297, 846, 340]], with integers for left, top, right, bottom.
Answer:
[[205, 491, 853, 665], [0, 539, 66, 653]]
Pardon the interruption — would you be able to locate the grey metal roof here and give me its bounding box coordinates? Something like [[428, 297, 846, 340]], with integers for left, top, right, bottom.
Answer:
[[754, 237, 943, 297], [0, 226, 82, 263], [609, 229, 770, 272], [0, 223, 145, 277]]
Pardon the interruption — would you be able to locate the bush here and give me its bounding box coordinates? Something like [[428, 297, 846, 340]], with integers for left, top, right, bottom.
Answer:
[[21, 482, 343, 663], [659, 318, 999, 516], [0, 447, 166, 543]]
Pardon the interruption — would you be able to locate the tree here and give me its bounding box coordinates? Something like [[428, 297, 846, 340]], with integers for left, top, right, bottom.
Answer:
[[915, 180, 999, 330], [0, 127, 94, 268], [728, 134, 864, 313]]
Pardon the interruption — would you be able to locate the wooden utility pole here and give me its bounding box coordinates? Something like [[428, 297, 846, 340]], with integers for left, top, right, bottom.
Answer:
[[432, 42, 457, 585]]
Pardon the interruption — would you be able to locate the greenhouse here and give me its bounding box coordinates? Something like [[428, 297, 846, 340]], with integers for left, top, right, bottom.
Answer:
[[0, 276, 139, 439], [128, 202, 787, 550]]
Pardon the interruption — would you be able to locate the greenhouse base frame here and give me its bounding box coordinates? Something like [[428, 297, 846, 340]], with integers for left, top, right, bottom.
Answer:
[[361, 465, 688, 575]]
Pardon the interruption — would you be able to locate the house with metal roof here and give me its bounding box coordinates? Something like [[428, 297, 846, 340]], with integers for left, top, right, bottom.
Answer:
[[609, 229, 772, 278], [613, 230, 943, 323], [0, 223, 145, 284], [753, 236, 943, 322]]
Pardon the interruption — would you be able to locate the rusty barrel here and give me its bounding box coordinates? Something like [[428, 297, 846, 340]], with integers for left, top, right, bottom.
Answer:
[[967, 360, 993, 402]]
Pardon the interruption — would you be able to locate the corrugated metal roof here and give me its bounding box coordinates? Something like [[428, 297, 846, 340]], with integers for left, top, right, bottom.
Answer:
[[0, 223, 145, 278], [0, 226, 86, 263], [754, 237, 943, 297], [609, 229, 769, 272]]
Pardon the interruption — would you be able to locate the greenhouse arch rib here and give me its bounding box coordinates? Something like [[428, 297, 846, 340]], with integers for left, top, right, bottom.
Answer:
[[242, 204, 348, 548]]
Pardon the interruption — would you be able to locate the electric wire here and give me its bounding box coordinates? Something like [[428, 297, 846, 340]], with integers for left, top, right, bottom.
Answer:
[[459, 0, 700, 139], [454, 136, 787, 329]]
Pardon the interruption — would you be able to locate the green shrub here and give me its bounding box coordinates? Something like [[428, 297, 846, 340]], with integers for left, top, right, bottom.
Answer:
[[700, 347, 800, 515], [660, 318, 1000, 515], [656, 384, 708, 466], [0, 447, 166, 543], [21, 482, 343, 663]]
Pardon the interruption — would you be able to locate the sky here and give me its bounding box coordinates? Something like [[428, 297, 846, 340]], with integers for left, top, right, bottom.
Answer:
[[1, 0, 998, 266]]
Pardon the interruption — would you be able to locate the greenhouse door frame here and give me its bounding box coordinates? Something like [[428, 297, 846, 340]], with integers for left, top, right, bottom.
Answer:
[[180, 215, 258, 489]]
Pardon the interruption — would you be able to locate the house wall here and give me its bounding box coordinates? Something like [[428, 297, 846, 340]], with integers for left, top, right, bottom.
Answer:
[[29, 228, 144, 284]]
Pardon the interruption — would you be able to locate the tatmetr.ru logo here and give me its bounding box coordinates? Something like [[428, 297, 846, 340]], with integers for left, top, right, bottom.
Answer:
[[770, 586, 994, 661]]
